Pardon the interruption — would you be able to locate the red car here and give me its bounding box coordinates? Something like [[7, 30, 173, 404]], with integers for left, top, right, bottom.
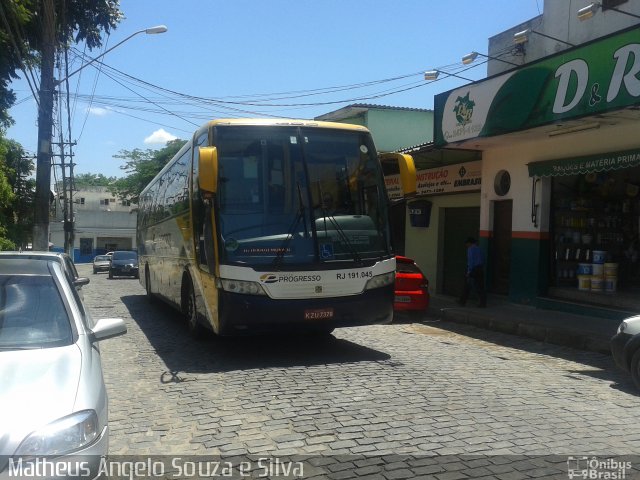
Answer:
[[394, 255, 430, 311]]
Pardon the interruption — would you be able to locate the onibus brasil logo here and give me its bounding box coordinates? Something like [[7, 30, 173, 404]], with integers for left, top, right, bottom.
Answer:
[[453, 92, 475, 126]]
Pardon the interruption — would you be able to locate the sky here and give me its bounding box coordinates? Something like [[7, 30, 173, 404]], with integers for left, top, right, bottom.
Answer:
[[6, 0, 544, 180]]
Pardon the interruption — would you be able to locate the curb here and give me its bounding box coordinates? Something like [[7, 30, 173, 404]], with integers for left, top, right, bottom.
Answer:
[[440, 307, 611, 354]]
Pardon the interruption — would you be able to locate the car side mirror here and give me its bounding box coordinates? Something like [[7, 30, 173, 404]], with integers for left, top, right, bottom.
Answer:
[[74, 277, 90, 288], [91, 318, 127, 342]]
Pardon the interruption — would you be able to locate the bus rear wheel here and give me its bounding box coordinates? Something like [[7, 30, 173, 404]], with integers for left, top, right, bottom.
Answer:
[[185, 278, 204, 338]]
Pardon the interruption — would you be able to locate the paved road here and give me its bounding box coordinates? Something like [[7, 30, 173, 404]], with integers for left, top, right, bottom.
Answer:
[[80, 264, 640, 478]]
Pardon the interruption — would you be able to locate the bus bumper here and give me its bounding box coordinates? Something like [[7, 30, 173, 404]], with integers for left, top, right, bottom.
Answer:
[[218, 285, 394, 334]]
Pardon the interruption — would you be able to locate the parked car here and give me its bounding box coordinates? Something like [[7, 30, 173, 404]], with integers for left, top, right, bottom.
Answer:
[[0, 256, 126, 469], [394, 255, 430, 312], [109, 250, 139, 279], [92, 254, 111, 274], [0, 251, 90, 299], [611, 315, 640, 389]]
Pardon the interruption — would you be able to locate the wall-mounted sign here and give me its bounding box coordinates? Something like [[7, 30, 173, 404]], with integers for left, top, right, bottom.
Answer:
[[434, 26, 640, 146], [385, 160, 482, 199], [528, 147, 640, 177]]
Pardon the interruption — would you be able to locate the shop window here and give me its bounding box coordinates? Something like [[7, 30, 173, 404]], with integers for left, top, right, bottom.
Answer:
[[80, 238, 93, 255], [551, 169, 640, 294]]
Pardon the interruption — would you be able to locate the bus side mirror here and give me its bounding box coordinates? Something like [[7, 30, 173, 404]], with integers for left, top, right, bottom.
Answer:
[[380, 153, 416, 197], [198, 147, 218, 193]]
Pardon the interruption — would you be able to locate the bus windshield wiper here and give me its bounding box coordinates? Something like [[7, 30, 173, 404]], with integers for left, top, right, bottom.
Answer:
[[316, 182, 362, 265], [272, 182, 308, 268]]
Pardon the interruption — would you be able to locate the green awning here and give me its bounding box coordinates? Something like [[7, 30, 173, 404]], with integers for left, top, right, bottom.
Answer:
[[528, 148, 640, 177]]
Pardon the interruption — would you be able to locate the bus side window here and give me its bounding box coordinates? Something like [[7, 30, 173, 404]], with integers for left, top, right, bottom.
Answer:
[[193, 133, 210, 272]]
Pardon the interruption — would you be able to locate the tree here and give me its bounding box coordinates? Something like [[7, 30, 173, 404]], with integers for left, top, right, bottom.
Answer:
[[0, 135, 33, 250], [73, 172, 117, 188], [0, 0, 123, 130], [0, 0, 124, 249], [109, 139, 186, 204]]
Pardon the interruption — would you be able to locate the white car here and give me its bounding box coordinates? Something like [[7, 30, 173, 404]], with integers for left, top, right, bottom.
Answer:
[[0, 256, 126, 475], [611, 315, 640, 389]]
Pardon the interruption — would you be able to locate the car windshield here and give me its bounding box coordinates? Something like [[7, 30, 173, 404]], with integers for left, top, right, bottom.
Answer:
[[112, 251, 137, 260], [95, 255, 110, 261], [0, 274, 73, 350], [216, 126, 391, 267]]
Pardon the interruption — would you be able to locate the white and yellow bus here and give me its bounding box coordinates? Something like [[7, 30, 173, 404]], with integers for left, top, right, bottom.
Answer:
[[137, 119, 415, 336]]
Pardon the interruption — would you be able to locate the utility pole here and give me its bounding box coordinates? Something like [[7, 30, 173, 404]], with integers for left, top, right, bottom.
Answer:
[[52, 141, 76, 255], [33, 0, 56, 251]]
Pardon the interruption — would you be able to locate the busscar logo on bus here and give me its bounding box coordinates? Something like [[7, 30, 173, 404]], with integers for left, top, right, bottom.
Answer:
[[260, 273, 322, 284]]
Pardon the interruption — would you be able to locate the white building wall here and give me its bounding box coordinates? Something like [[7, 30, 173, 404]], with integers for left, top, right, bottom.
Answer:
[[50, 186, 137, 261], [487, 0, 640, 76]]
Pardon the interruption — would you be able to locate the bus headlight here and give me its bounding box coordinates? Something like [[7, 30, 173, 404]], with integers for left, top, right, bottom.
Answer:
[[219, 279, 267, 296], [364, 272, 395, 291]]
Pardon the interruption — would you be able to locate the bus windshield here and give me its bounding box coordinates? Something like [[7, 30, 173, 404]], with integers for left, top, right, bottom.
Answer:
[[216, 126, 391, 267]]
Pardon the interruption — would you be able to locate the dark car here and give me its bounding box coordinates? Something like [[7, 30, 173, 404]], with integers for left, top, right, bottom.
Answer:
[[108, 250, 139, 279], [611, 315, 640, 389], [394, 255, 430, 312]]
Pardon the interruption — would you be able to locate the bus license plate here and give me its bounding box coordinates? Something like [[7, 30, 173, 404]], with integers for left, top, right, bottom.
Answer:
[[304, 308, 334, 320]]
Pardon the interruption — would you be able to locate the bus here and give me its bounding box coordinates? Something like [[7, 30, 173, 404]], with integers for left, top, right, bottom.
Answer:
[[137, 119, 415, 336]]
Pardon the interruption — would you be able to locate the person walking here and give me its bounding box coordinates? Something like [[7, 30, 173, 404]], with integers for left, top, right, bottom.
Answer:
[[459, 237, 487, 307]]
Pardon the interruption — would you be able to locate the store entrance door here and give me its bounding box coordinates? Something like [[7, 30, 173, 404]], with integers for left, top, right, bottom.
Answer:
[[442, 207, 480, 297], [491, 200, 512, 294], [389, 201, 406, 256]]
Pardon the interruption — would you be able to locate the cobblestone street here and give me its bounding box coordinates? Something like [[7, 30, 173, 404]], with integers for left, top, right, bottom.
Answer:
[[81, 264, 640, 478]]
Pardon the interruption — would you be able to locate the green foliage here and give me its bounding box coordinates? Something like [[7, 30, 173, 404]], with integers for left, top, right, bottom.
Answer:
[[109, 139, 187, 204], [74, 172, 117, 188], [0, 135, 33, 248], [0, 236, 16, 251]]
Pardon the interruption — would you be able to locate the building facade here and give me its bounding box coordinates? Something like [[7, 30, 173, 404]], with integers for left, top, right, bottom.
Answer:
[[433, 0, 640, 316], [315, 104, 433, 152], [50, 186, 137, 263]]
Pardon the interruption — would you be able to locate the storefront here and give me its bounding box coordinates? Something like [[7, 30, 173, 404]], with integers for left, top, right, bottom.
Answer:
[[433, 25, 640, 315], [385, 149, 482, 297], [530, 149, 640, 304]]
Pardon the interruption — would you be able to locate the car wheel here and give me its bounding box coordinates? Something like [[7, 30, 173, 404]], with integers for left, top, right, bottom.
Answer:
[[93, 268, 97, 274], [631, 349, 640, 390], [185, 278, 204, 338], [108, 270, 113, 279]]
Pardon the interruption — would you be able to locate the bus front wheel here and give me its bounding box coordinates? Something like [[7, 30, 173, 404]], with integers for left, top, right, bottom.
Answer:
[[185, 278, 204, 338]]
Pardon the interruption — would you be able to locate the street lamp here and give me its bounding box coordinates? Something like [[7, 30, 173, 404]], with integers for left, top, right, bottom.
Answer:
[[424, 70, 473, 82], [513, 28, 575, 47], [578, 2, 640, 20], [33, 24, 167, 252], [55, 25, 168, 85], [461, 51, 518, 67]]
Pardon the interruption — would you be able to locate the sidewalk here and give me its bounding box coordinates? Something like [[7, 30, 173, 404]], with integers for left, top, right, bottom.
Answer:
[[418, 294, 629, 354]]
